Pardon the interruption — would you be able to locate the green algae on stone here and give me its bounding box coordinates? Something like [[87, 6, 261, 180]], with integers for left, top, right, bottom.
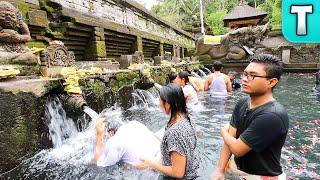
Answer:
[[27, 41, 48, 49]]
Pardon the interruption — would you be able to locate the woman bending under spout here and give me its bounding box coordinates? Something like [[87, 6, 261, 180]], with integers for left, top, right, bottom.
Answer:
[[135, 83, 199, 179]]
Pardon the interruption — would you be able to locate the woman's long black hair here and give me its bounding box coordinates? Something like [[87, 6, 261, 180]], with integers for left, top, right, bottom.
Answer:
[[159, 83, 190, 123]]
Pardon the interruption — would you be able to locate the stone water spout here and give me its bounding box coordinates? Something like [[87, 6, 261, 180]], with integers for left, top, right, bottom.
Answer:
[[59, 93, 87, 112]]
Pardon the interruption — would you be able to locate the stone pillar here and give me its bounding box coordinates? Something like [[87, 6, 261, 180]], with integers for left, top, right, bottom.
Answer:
[[181, 47, 185, 58], [86, 27, 106, 61], [176, 45, 181, 58], [136, 35, 143, 52], [173, 44, 177, 57], [282, 49, 291, 64], [120, 55, 132, 69], [159, 43, 164, 57], [154, 56, 163, 66]]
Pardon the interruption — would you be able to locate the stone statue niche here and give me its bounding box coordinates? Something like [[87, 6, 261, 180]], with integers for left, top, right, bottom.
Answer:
[[40, 41, 75, 77], [0, 1, 37, 65], [196, 23, 270, 62]]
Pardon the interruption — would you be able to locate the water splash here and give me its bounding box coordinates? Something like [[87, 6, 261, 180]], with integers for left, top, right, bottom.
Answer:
[[44, 97, 78, 148], [203, 67, 212, 74], [191, 72, 202, 79], [83, 106, 99, 120], [199, 69, 207, 78], [131, 87, 159, 109]]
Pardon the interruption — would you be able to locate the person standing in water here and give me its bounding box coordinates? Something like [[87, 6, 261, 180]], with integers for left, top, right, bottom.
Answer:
[[228, 71, 241, 90], [212, 54, 289, 180], [204, 61, 232, 97], [189, 73, 204, 92], [136, 83, 199, 179], [174, 71, 200, 107]]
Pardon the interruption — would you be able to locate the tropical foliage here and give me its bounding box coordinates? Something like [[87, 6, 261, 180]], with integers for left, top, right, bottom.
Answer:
[[151, 0, 282, 35]]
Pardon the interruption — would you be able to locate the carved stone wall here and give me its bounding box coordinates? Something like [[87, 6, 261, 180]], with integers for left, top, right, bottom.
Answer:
[[6, 0, 195, 62], [49, 0, 195, 48]]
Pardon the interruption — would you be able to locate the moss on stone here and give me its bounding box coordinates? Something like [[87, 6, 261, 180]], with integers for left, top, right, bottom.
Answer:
[[127, 71, 139, 80], [0, 92, 46, 173], [17, 0, 29, 18], [109, 71, 140, 93], [27, 41, 48, 49], [150, 67, 171, 85], [95, 41, 106, 57], [39, 0, 57, 15]]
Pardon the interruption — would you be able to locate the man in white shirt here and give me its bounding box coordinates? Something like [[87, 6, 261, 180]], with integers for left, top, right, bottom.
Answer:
[[94, 118, 161, 167]]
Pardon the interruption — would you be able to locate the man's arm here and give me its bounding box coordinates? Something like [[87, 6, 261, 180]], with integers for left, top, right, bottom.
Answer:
[[220, 125, 251, 157], [190, 80, 200, 92], [225, 76, 233, 92], [211, 124, 237, 179], [94, 119, 106, 163], [204, 75, 211, 91]]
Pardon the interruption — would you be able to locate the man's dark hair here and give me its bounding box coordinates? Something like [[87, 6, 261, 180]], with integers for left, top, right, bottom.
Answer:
[[178, 71, 190, 83], [168, 72, 177, 83], [228, 71, 237, 76], [212, 61, 223, 71], [249, 54, 283, 80]]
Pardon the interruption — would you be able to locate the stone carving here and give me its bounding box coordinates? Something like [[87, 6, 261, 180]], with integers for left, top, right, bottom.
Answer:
[[40, 41, 75, 67], [196, 23, 270, 61], [0, 1, 37, 64], [132, 51, 144, 64]]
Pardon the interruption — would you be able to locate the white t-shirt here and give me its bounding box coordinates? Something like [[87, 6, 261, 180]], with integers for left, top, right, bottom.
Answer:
[[183, 84, 199, 107], [97, 121, 160, 167]]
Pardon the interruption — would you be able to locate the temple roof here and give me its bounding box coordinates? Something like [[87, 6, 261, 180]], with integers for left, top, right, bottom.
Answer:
[[224, 4, 267, 21]]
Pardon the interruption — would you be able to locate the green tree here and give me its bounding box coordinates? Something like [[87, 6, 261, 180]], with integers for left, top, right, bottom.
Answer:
[[151, 0, 200, 26], [151, 0, 239, 35], [258, 0, 282, 29], [205, 0, 238, 35], [206, 9, 228, 34]]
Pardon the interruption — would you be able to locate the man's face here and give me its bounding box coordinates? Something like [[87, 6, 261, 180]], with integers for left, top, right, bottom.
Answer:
[[241, 62, 272, 95], [173, 76, 183, 86], [228, 74, 236, 81]]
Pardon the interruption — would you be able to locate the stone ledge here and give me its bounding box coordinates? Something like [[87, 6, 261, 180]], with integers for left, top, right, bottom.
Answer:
[[0, 78, 60, 97]]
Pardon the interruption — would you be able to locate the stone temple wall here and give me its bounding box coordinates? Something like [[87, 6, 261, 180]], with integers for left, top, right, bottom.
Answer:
[[49, 0, 195, 47], [3, 0, 195, 62]]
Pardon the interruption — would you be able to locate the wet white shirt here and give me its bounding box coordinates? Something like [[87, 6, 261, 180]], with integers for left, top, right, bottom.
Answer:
[[183, 84, 199, 107], [97, 121, 161, 167]]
